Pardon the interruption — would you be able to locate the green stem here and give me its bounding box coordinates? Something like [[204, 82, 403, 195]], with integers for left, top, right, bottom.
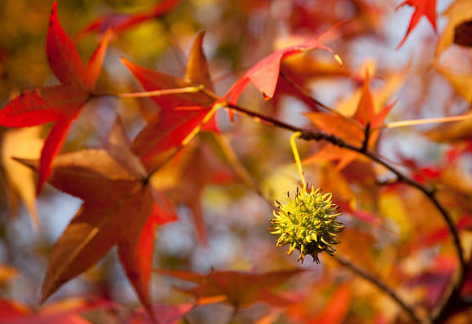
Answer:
[[290, 132, 307, 190]]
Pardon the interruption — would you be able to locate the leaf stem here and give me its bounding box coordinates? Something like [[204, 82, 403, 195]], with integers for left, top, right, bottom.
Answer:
[[93, 86, 203, 99], [290, 132, 307, 190], [377, 113, 472, 130]]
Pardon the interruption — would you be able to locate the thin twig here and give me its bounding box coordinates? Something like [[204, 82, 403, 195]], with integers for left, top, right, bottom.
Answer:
[[93, 86, 203, 99], [377, 113, 472, 130], [334, 255, 424, 323]]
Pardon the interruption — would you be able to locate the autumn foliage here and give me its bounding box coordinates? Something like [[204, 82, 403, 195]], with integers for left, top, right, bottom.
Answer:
[[0, 0, 471, 323]]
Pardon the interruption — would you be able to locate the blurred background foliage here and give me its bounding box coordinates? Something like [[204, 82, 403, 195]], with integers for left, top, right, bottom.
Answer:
[[0, 0, 471, 323]]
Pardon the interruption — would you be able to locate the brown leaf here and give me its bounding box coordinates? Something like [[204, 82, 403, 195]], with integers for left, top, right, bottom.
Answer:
[[184, 31, 214, 91], [454, 19, 472, 46], [16, 119, 177, 319]]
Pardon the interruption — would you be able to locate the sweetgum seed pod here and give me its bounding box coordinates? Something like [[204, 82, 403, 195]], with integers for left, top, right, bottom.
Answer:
[[270, 186, 344, 263]]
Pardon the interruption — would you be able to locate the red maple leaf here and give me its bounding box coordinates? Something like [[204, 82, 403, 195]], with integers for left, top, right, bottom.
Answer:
[[131, 107, 214, 171], [0, 1, 111, 194], [396, 0, 437, 48], [122, 32, 219, 171], [122, 32, 218, 135], [225, 36, 340, 103]]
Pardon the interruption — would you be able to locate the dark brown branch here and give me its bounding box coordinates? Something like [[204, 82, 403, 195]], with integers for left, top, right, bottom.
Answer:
[[361, 122, 370, 152], [334, 255, 424, 324]]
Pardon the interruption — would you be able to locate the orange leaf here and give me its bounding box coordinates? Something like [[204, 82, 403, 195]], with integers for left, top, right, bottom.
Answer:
[[156, 269, 304, 308], [305, 112, 364, 145], [308, 284, 352, 324], [184, 31, 214, 91], [304, 71, 395, 170]]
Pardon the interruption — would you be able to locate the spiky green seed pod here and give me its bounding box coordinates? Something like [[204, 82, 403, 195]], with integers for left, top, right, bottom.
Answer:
[[270, 186, 344, 263]]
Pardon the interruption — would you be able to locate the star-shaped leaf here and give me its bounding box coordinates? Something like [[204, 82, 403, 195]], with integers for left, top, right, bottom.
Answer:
[[304, 68, 396, 169], [0, 1, 111, 194], [123, 32, 219, 170], [396, 0, 437, 48], [122, 32, 217, 115]]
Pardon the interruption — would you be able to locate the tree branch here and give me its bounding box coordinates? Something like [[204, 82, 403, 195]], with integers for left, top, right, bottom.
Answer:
[[334, 255, 424, 324]]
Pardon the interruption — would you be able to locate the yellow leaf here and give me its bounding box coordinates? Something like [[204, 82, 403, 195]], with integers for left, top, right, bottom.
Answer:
[[380, 191, 412, 241], [437, 66, 472, 102], [1, 126, 43, 229]]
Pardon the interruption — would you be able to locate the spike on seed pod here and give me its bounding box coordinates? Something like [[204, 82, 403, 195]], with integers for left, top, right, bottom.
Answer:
[[270, 186, 344, 263]]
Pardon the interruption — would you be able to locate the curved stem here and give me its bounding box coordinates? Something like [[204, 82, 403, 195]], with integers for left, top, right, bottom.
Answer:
[[290, 132, 307, 190]]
